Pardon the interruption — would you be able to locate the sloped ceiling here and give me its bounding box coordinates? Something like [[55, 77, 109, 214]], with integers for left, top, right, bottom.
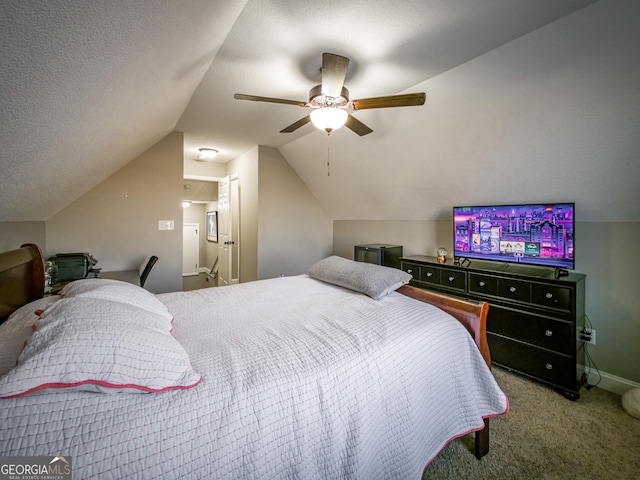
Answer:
[[0, 0, 248, 221], [6, 0, 637, 224]]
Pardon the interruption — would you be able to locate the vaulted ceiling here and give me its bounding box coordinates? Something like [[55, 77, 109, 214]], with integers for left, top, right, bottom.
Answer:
[[3, 0, 638, 223]]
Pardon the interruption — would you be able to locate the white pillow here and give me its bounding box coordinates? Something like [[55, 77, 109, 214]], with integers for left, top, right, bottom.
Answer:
[[0, 296, 61, 376], [61, 278, 174, 330], [307, 255, 412, 300], [0, 297, 201, 398]]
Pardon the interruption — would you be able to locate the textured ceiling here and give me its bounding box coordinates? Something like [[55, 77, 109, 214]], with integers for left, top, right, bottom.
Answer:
[[0, 0, 248, 221], [5, 0, 633, 223]]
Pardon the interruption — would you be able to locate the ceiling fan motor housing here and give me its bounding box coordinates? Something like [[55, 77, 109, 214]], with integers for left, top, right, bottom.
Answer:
[[308, 84, 349, 108]]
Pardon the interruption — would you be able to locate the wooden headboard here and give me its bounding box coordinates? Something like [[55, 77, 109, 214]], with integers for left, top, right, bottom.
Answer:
[[0, 243, 45, 324]]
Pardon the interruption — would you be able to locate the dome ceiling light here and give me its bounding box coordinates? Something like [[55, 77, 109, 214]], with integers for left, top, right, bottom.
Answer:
[[197, 148, 218, 161]]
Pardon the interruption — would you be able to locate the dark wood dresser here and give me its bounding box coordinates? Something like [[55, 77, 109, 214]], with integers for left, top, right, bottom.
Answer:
[[400, 255, 586, 399]]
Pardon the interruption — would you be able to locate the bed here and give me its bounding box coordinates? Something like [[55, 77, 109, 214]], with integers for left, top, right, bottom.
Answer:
[[0, 244, 507, 479]]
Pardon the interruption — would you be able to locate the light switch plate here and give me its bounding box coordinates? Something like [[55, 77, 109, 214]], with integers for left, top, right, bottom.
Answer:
[[158, 220, 175, 231]]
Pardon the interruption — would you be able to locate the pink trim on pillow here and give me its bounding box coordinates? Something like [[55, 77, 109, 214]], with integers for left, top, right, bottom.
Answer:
[[1, 375, 203, 399]]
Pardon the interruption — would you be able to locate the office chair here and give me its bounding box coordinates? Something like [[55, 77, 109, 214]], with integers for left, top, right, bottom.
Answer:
[[139, 256, 158, 288]]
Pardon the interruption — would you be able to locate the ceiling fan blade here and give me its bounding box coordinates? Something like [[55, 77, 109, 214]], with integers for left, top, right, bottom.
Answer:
[[321, 53, 349, 98], [280, 115, 311, 133], [350, 92, 426, 110], [234, 93, 307, 107], [345, 114, 373, 136]]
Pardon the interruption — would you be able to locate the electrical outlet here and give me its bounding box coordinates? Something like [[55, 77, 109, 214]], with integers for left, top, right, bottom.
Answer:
[[578, 328, 596, 345]]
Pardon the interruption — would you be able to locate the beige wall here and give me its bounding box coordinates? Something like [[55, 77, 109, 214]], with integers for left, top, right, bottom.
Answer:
[[46, 132, 184, 293], [333, 220, 451, 260], [226, 147, 259, 283], [334, 219, 640, 386], [184, 154, 227, 179], [578, 222, 640, 385], [257, 146, 332, 279], [224, 145, 333, 283], [0, 222, 46, 253]]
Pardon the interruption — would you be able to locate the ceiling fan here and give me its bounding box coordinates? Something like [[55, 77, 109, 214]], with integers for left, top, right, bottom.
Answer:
[[234, 53, 426, 136]]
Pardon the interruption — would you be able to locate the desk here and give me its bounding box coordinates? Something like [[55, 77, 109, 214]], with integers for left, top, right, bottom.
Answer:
[[99, 270, 141, 286]]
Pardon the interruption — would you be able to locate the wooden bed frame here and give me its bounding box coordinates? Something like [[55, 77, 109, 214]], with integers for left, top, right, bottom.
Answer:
[[397, 284, 491, 459], [0, 244, 45, 324], [0, 244, 492, 460]]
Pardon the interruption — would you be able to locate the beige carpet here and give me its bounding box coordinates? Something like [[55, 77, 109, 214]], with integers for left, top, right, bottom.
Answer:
[[422, 367, 640, 479]]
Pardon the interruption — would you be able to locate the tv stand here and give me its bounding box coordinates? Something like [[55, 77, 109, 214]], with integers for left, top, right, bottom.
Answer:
[[400, 255, 586, 399]]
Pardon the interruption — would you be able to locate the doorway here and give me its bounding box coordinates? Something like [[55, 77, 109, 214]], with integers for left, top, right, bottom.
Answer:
[[217, 174, 240, 286], [182, 175, 238, 290], [182, 223, 199, 276]]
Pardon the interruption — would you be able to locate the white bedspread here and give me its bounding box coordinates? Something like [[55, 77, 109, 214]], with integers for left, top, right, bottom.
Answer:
[[0, 275, 507, 479]]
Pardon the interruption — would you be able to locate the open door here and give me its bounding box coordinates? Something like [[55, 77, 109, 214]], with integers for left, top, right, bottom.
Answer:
[[217, 174, 239, 286]]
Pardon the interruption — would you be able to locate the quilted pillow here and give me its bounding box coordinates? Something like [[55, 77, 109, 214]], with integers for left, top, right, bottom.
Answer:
[[0, 296, 61, 376], [0, 297, 201, 398], [61, 278, 174, 330], [307, 255, 412, 300]]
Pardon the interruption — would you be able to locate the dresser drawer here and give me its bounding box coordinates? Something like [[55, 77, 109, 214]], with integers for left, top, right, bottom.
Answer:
[[418, 265, 441, 285], [497, 278, 531, 303], [488, 334, 576, 390], [439, 268, 466, 291], [532, 284, 573, 313], [469, 273, 498, 296], [401, 263, 418, 279], [488, 306, 573, 355]]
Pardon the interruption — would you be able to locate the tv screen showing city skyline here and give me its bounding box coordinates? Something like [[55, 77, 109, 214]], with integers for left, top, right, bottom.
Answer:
[[453, 203, 575, 269]]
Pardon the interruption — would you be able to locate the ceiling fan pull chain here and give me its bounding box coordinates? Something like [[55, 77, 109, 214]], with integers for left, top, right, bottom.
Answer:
[[326, 129, 332, 176]]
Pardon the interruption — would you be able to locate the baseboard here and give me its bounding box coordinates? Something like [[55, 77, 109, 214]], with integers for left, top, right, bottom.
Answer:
[[578, 365, 640, 395]]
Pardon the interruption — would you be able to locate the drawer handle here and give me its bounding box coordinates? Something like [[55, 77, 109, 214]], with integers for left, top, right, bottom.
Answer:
[[545, 330, 553, 337], [545, 292, 553, 299], [426, 272, 433, 277], [479, 281, 486, 287], [509, 286, 517, 293], [545, 363, 553, 370], [448, 276, 455, 282]]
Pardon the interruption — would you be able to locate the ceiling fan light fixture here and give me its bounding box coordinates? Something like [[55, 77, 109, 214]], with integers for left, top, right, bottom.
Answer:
[[310, 107, 348, 132], [197, 148, 218, 161]]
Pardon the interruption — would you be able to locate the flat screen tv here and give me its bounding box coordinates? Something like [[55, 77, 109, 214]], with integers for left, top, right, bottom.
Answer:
[[453, 203, 575, 270]]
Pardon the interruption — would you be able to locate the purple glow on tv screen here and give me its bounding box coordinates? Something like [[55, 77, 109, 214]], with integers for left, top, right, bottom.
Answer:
[[453, 203, 575, 269]]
